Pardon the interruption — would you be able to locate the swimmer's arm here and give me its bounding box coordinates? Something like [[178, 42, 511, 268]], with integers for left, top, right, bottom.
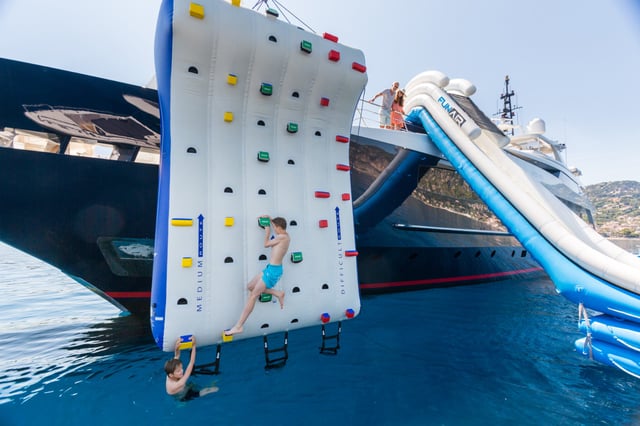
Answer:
[[173, 338, 181, 359], [182, 337, 197, 382]]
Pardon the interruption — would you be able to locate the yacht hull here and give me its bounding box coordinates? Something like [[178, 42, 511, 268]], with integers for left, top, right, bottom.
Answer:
[[0, 58, 544, 316], [0, 145, 542, 315]]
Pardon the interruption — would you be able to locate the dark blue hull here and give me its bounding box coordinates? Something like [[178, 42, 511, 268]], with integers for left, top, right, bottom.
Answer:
[[0, 58, 544, 315], [0, 145, 542, 315]]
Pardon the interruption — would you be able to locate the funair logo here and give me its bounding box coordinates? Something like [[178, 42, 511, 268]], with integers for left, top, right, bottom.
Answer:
[[438, 96, 466, 128]]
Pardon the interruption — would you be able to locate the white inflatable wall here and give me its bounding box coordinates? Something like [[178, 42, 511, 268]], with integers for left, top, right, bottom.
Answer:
[[152, 0, 367, 351]]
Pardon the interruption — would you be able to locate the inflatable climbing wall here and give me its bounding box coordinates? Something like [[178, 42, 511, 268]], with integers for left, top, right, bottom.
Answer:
[[151, 0, 367, 351]]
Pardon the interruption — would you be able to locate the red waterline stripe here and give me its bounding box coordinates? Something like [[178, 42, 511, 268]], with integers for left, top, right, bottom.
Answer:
[[105, 268, 543, 296], [359, 267, 543, 290], [106, 291, 152, 298]]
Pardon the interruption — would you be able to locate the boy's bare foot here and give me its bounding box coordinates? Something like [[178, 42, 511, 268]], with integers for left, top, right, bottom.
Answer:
[[200, 386, 219, 396], [274, 290, 285, 309], [224, 326, 243, 336]]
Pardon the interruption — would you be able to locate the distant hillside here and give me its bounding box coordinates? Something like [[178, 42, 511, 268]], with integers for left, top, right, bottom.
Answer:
[[584, 181, 640, 238]]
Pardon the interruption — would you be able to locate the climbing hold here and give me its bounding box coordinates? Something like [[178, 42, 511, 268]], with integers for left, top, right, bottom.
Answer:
[[266, 8, 279, 18], [321, 313, 331, 323], [328, 50, 340, 62], [323, 32, 338, 43], [290, 252, 303, 263], [345, 250, 358, 257], [257, 151, 270, 162], [189, 2, 204, 19], [260, 293, 272, 303], [320, 97, 330, 107], [224, 217, 235, 227], [341, 193, 351, 201], [318, 219, 328, 228], [300, 40, 312, 53], [258, 217, 271, 228], [179, 334, 194, 350], [315, 191, 330, 198], [335, 135, 349, 143], [352, 62, 366, 73], [286, 122, 298, 133], [182, 257, 193, 268], [260, 82, 273, 96], [227, 73, 238, 85], [336, 164, 350, 171], [223, 111, 234, 122], [171, 218, 193, 226], [345, 309, 355, 319]]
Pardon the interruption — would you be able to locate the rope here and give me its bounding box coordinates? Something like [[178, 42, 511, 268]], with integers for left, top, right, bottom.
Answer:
[[578, 303, 593, 360], [251, 0, 316, 33]]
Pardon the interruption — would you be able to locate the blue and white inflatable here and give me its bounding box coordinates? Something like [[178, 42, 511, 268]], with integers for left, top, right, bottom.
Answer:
[[151, 0, 366, 351], [403, 71, 640, 377]]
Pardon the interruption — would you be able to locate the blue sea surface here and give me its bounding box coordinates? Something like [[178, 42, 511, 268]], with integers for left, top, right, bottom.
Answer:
[[1, 241, 640, 425]]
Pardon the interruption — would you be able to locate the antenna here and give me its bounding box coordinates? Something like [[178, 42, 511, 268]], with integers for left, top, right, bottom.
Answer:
[[498, 75, 521, 135]]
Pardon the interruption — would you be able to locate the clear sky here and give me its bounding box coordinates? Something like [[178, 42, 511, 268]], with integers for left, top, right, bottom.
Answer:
[[0, 0, 638, 185]]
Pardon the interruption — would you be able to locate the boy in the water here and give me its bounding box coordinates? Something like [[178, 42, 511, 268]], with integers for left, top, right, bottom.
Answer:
[[164, 336, 218, 401]]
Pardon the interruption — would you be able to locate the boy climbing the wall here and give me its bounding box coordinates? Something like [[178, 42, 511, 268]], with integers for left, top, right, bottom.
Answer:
[[225, 216, 290, 336]]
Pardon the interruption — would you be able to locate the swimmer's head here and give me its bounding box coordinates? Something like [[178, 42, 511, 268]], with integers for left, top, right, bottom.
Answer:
[[164, 358, 183, 378], [271, 217, 286, 230]]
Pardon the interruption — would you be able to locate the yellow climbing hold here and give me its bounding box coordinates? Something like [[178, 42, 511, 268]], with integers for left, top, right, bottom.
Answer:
[[189, 2, 205, 19]]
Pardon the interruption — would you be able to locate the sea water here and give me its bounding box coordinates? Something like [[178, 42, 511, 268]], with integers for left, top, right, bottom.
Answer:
[[1, 242, 640, 426]]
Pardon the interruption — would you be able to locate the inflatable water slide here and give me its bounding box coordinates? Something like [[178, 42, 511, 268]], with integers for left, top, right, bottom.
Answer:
[[403, 71, 640, 377], [151, 0, 366, 351]]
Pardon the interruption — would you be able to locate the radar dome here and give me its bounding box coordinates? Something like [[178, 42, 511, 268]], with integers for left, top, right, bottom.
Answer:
[[526, 118, 546, 134]]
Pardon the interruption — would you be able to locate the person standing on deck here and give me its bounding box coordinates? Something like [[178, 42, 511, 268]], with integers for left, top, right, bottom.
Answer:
[[391, 89, 406, 130], [370, 81, 399, 129]]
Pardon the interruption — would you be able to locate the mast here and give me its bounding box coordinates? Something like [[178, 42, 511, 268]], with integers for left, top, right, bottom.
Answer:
[[499, 75, 520, 135]]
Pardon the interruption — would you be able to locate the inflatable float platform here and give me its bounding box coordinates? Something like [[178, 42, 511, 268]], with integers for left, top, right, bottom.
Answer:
[[401, 71, 640, 377], [151, 0, 366, 351]]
